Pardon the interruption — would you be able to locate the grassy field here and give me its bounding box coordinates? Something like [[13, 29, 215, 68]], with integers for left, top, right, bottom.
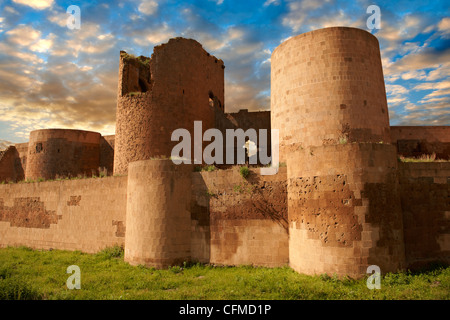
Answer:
[[0, 246, 448, 300]]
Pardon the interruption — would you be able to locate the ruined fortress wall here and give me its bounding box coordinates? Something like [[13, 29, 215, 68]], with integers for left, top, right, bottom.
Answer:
[[271, 27, 391, 163], [0, 161, 448, 272], [100, 135, 115, 175], [0, 176, 127, 252], [124, 160, 193, 268], [215, 109, 271, 165], [0, 147, 20, 182], [114, 38, 225, 174], [0, 163, 288, 267], [14, 142, 28, 181], [287, 144, 405, 277], [398, 162, 450, 268], [191, 167, 288, 267], [25, 129, 101, 180], [390, 126, 450, 160]]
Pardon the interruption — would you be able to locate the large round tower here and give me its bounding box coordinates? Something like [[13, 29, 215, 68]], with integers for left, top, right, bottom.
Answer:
[[25, 129, 101, 180], [124, 159, 193, 268], [271, 27, 391, 163], [272, 27, 405, 278]]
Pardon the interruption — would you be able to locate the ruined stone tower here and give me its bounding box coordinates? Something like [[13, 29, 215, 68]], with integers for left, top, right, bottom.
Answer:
[[271, 27, 406, 277], [25, 129, 101, 180], [113, 38, 225, 175]]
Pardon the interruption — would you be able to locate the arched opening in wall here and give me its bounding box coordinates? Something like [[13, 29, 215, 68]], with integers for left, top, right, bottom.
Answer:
[[138, 78, 148, 93], [36, 143, 43, 153]]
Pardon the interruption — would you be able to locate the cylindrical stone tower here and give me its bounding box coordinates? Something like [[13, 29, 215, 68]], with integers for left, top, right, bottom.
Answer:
[[274, 27, 405, 278], [287, 144, 405, 278], [271, 27, 391, 163], [25, 129, 101, 180], [114, 38, 225, 175], [124, 159, 193, 268]]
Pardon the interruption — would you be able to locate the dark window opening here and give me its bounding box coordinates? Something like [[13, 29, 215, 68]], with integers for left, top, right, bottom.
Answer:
[[208, 91, 214, 99], [36, 143, 43, 153], [57, 149, 60, 153], [138, 78, 148, 93]]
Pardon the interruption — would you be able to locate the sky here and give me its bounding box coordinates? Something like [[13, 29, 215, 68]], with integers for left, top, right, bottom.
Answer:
[[0, 0, 449, 143]]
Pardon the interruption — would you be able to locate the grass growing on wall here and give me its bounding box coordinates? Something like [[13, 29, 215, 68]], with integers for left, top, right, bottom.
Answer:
[[399, 153, 450, 162], [0, 246, 449, 300]]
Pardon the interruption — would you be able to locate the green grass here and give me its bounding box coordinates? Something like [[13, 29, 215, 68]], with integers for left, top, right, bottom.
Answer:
[[239, 166, 250, 179], [0, 246, 448, 300], [194, 165, 216, 172]]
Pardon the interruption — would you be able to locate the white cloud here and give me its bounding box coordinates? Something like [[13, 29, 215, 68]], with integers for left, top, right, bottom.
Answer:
[[6, 25, 41, 46], [4, 6, 19, 15], [47, 10, 69, 27], [138, 0, 158, 15], [425, 63, 450, 81], [263, 0, 279, 6], [413, 80, 450, 91], [400, 70, 427, 81], [12, 0, 54, 10], [282, 0, 336, 32], [133, 23, 174, 46], [386, 84, 408, 96], [29, 34, 55, 53], [437, 17, 450, 37]]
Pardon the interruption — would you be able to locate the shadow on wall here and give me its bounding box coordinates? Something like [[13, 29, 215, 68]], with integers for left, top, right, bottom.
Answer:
[[191, 172, 211, 264]]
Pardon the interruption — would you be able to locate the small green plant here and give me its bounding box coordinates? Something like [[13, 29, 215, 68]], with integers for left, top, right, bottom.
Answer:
[[97, 245, 124, 259], [339, 137, 348, 145], [113, 173, 126, 177], [98, 167, 108, 178], [127, 92, 141, 97], [206, 189, 216, 197], [279, 162, 287, 167], [233, 184, 243, 193], [239, 166, 250, 179], [204, 165, 216, 172], [169, 265, 183, 274], [120, 52, 137, 59], [121, 52, 150, 67]]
